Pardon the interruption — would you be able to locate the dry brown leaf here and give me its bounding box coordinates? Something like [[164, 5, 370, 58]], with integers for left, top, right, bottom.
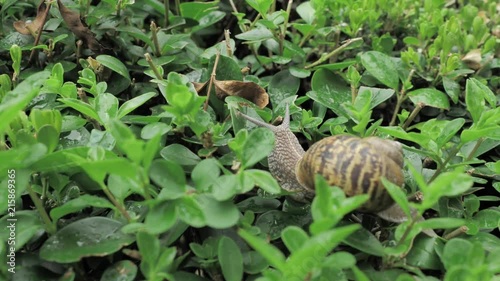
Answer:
[[192, 82, 207, 93], [57, 0, 101, 52], [13, 1, 47, 36], [462, 49, 482, 70], [214, 80, 269, 108]]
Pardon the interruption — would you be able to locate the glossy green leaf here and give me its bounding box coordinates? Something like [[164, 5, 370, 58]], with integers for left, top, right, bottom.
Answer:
[[281, 226, 308, 253], [117, 92, 157, 119], [0, 71, 50, 135], [40, 217, 135, 263], [218, 236, 244, 281], [268, 70, 300, 107], [101, 260, 138, 281], [238, 228, 286, 271], [308, 69, 351, 117], [235, 27, 274, 41], [245, 169, 281, 194], [407, 88, 450, 109], [96, 55, 131, 81], [360, 51, 399, 89], [160, 144, 201, 166], [50, 195, 115, 222]]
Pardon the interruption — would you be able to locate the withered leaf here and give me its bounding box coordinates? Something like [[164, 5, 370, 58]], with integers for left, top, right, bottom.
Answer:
[[192, 82, 207, 93], [214, 80, 269, 108], [57, 0, 101, 52], [13, 1, 47, 36], [462, 49, 482, 70]]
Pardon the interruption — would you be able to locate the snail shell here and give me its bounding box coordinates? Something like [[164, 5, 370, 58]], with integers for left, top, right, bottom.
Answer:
[[296, 135, 404, 212]]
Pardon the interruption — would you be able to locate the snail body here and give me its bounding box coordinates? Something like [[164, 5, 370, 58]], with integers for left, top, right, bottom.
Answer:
[[296, 135, 404, 213], [238, 105, 407, 221]]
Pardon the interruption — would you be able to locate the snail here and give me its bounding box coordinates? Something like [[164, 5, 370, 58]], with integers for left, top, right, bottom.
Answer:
[[237, 104, 436, 234]]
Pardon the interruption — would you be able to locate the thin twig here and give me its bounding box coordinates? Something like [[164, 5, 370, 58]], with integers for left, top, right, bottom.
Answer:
[[27, 184, 56, 235], [28, 0, 52, 65], [402, 102, 424, 130], [203, 51, 221, 111], [304, 37, 363, 69], [144, 53, 163, 80], [224, 30, 232, 57]]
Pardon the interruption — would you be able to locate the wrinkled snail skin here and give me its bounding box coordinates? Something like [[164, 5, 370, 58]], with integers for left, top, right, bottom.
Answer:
[[238, 105, 436, 236]]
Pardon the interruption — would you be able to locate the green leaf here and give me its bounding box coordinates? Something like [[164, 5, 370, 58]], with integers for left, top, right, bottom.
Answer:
[[281, 226, 309, 253], [308, 69, 351, 117], [10, 44, 21, 75], [283, 224, 360, 279], [420, 171, 474, 210], [218, 236, 244, 281], [360, 86, 395, 109], [59, 98, 100, 122], [407, 88, 450, 109], [150, 159, 187, 199], [342, 225, 385, 256], [268, 70, 300, 107], [101, 260, 138, 281], [0, 211, 43, 250], [245, 0, 273, 16], [442, 238, 475, 270], [36, 125, 59, 153], [360, 51, 399, 89], [176, 195, 206, 227], [229, 127, 275, 169], [137, 231, 160, 278], [192, 158, 221, 191], [197, 195, 240, 229], [144, 201, 177, 234], [95, 93, 119, 124], [235, 27, 274, 41], [406, 236, 443, 270], [50, 194, 115, 222], [238, 228, 286, 271], [160, 144, 201, 166], [96, 55, 131, 81], [381, 177, 411, 218], [117, 92, 157, 119], [245, 169, 281, 194], [473, 209, 500, 230], [0, 71, 50, 135], [40, 217, 135, 263], [442, 76, 460, 103], [296, 1, 315, 24], [415, 218, 466, 230]]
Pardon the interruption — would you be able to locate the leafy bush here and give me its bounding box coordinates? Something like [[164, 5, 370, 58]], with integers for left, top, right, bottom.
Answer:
[[0, 0, 499, 280]]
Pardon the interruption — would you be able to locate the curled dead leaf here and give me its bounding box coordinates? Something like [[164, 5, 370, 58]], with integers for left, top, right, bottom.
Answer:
[[214, 80, 269, 108], [57, 0, 101, 52], [462, 49, 482, 70], [13, 1, 47, 36], [192, 82, 207, 93]]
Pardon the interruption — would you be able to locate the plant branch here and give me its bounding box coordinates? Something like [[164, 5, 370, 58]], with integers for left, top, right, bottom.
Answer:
[[27, 184, 56, 235], [203, 51, 221, 111], [304, 37, 363, 69]]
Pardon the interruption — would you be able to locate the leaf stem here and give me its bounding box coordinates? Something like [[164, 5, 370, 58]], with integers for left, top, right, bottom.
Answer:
[[402, 102, 424, 130], [144, 53, 163, 80], [389, 69, 414, 126], [465, 137, 483, 161], [203, 51, 221, 111], [279, 0, 293, 56], [443, 226, 468, 240], [150, 21, 161, 57], [304, 37, 363, 69], [102, 185, 132, 222], [429, 142, 463, 182], [27, 184, 56, 235], [164, 0, 170, 26]]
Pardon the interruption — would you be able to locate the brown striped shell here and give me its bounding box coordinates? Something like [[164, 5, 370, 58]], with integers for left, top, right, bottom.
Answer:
[[295, 135, 404, 213]]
